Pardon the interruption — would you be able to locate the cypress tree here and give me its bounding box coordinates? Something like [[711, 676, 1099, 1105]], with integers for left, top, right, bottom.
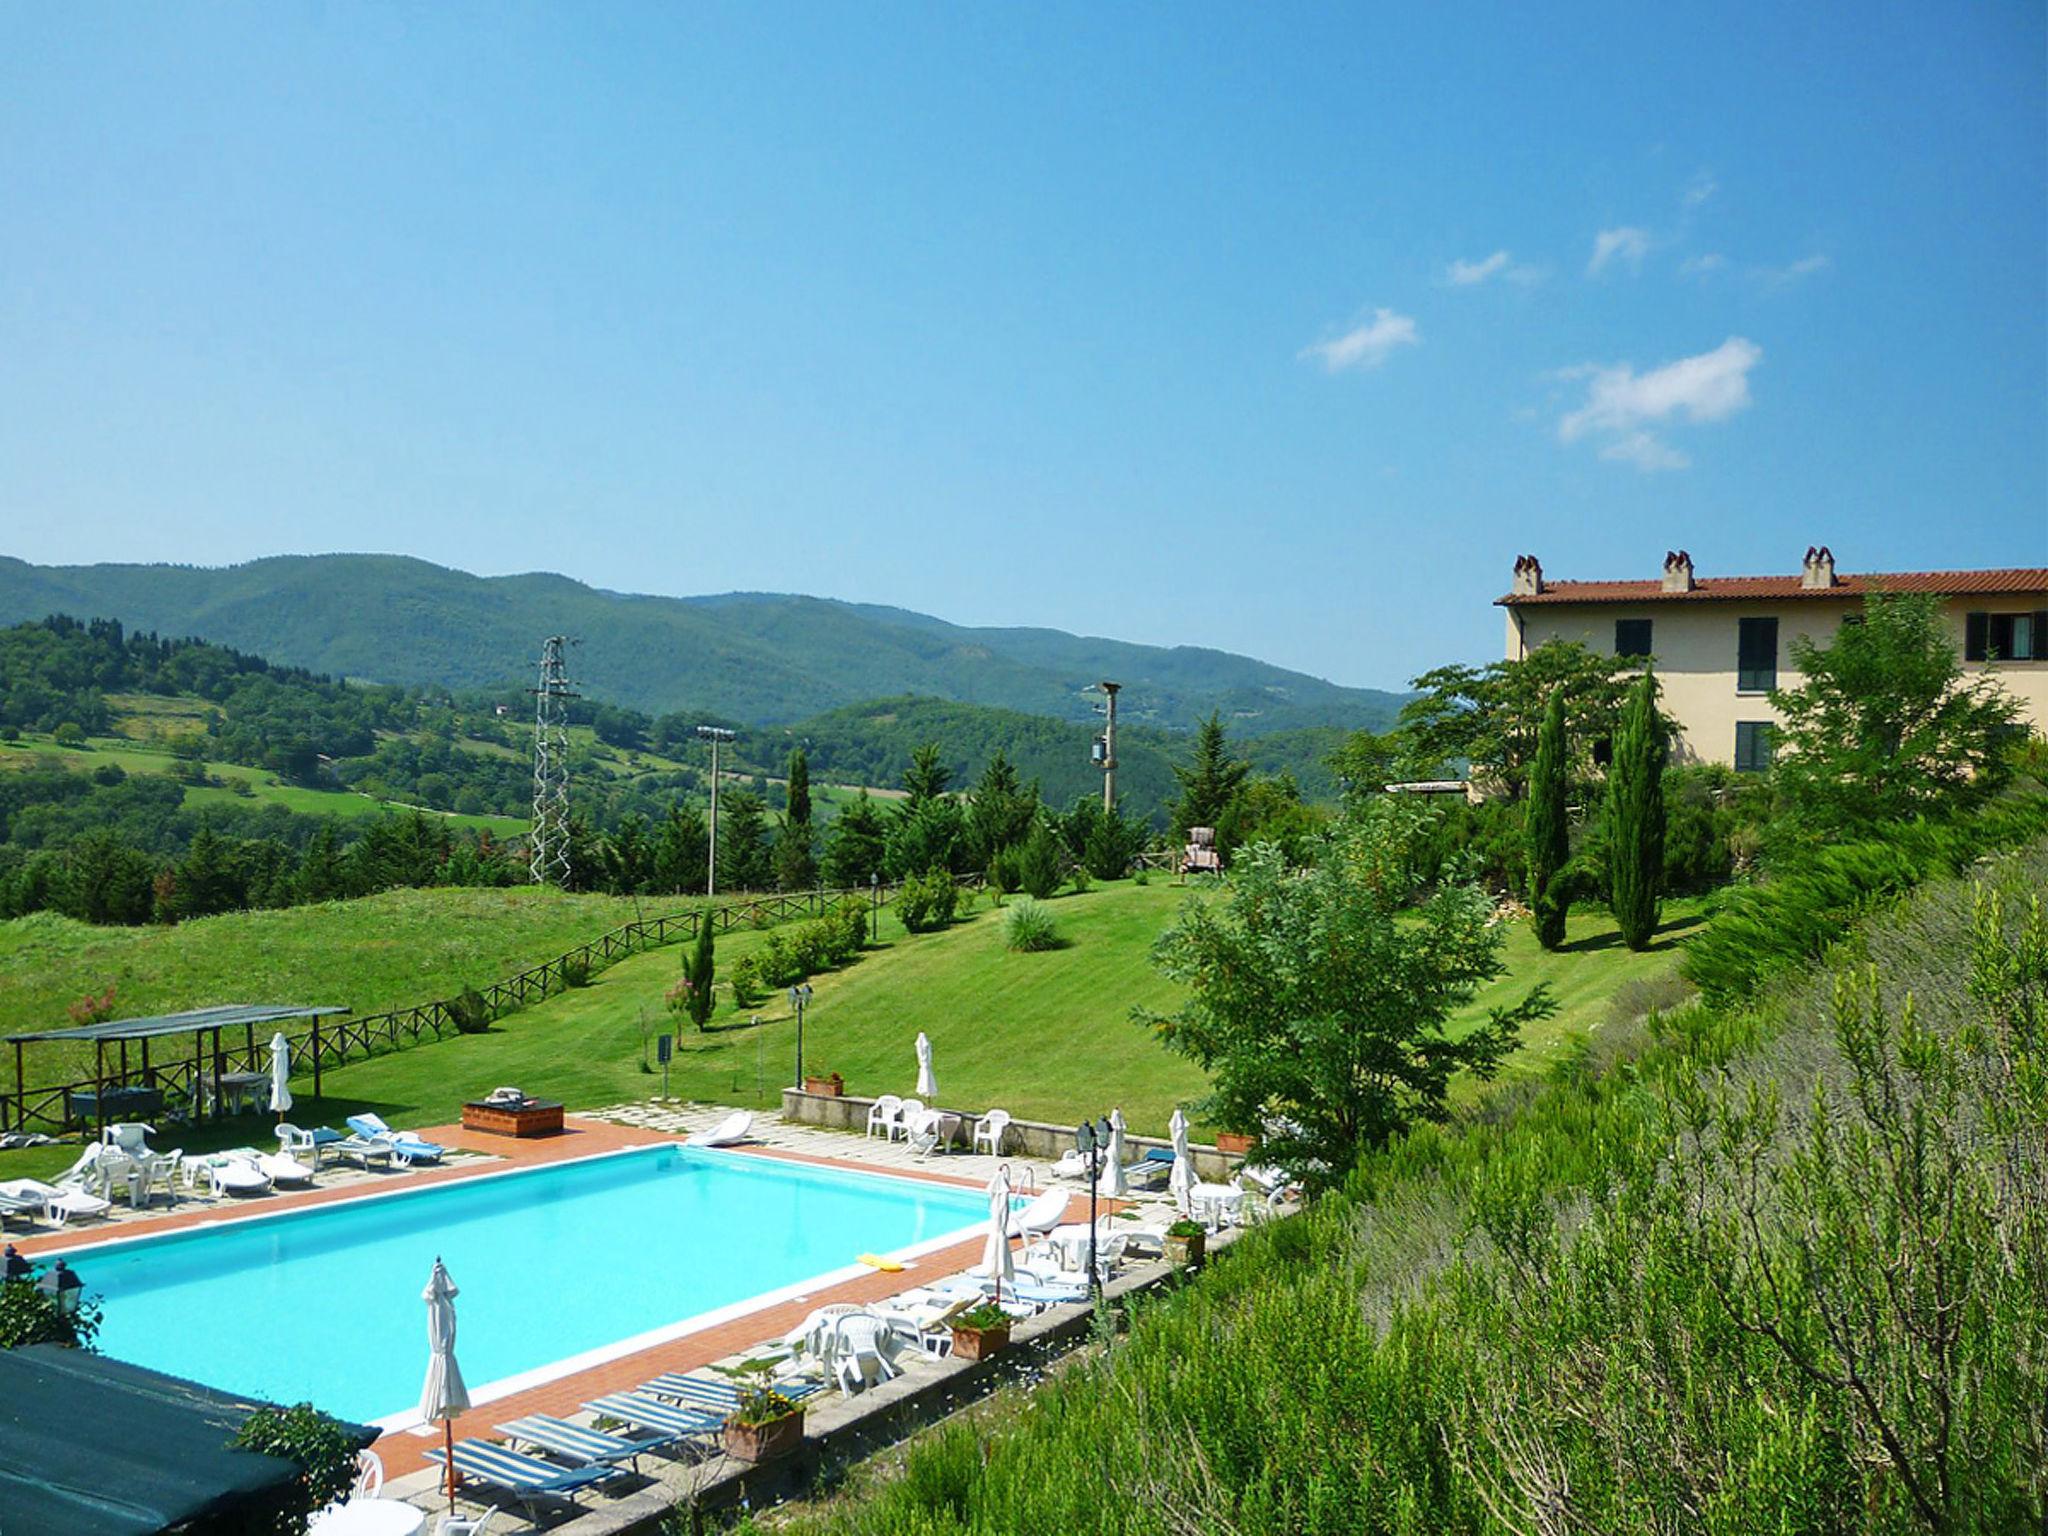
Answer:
[[785, 747, 812, 828], [1525, 689, 1570, 950], [679, 917, 716, 1028], [1607, 669, 1667, 950]]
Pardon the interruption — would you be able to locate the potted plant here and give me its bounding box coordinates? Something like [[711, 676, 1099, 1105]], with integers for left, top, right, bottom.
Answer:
[[1214, 1130, 1256, 1156], [949, 1301, 1012, 1363], [802, 1071, 844, 1097], [1163, 1218, 1207, 1268], [722, 1372, 805, 1463]]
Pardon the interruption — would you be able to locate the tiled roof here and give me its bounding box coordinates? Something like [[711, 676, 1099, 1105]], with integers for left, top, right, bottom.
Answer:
[[1498, 568, 2048, 606]]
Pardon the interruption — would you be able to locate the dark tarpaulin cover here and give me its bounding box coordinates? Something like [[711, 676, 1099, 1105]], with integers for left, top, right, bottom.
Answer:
[[0, 1344, 376, 1536]]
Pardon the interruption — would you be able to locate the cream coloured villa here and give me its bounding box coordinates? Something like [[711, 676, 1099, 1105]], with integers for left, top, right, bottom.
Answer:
[[1499, 548, 2048, 770]]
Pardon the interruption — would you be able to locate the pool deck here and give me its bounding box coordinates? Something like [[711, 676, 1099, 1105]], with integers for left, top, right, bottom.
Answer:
[[13, 1106, 1111, 1483]]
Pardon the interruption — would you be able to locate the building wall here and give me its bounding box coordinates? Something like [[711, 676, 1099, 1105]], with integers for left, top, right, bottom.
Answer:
[[1504, 596, 2048, 768]]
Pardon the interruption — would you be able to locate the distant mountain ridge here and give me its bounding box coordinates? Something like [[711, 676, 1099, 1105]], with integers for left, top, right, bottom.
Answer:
[[0, 554, 1407, 734]]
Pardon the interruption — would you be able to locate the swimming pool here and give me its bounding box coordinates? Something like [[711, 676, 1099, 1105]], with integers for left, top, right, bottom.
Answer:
[[59, 1145, 992, 1424]]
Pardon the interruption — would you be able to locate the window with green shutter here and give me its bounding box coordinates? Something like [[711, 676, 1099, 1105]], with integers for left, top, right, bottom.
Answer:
[[1736, 617, 1778, 692], [1614, 618, 1653, 659], [1734, 721, 1774, 773]]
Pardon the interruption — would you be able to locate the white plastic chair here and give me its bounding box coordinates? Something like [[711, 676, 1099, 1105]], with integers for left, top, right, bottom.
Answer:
[[905, 1108, 945, 1159], [101, 1123, 155, 1155], [894, 1098, 925, 1142], [865, 1094, 903, 1139], [972, 1109, 1012, 1156], [829, 1313, 899, 1397], [437, 1510, 497, 1536]]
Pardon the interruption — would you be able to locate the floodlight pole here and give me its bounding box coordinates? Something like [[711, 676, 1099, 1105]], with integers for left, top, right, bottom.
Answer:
[[1098, 682, 1120, 812], [697, 726, 735, 895]]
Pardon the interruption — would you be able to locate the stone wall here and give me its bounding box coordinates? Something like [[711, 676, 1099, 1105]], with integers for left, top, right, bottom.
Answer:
[[778, 1088, 1244, 1181]]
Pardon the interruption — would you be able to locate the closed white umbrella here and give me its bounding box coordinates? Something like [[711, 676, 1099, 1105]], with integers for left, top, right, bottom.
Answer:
[[915, 1032, 936, 1099], [267, 1032, 292, 1122], [981, 1166, 1014, 1300], [420, 1257, 470, 1512], [1097, 1107, 1127, 1197], [1169, 1107, 1195, 1217]]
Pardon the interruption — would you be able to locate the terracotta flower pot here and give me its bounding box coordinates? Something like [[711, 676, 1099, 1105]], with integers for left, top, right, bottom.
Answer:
[[803, 1074, 844, 1097], [723, 1406, 805, 1463], [950, 1321, 1011, 1363], [1164, 1230, 1207, 1268], [1214, 1132, 1255, 1156]]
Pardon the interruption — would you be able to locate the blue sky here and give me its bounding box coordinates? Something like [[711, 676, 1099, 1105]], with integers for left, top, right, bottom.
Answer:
[[2, 3, 2042, 692]]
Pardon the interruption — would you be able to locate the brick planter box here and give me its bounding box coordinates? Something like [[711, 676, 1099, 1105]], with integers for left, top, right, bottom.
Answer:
[[460, 1099, 564, 1137]]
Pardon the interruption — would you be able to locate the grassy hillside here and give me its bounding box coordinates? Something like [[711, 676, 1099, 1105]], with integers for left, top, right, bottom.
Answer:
[[0, 553, 1407, 733], [0, 887, 661, 1089], [749, 845, 2048, 1536], [0, 732, 527, 836], [3, 873, 1701, 1150]]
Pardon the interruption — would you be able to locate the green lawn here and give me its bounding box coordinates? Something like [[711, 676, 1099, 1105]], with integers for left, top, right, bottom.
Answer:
[[0, 888, 672, 1090], [0, 878, 1702, 1185]]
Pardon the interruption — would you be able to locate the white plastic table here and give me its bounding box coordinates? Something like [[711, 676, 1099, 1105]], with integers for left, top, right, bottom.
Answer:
[[1189, 1182, 1245, 1229], [307, 1499, 426, 1536]]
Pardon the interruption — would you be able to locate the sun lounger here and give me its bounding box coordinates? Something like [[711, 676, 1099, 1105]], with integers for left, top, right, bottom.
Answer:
[[581, 1392, 724, 1441], [425, 1439, 614, 1509], [333, 1135, 409, 1170], [0, 1177, 111, 1227], [683, 1110, 753, 1148], [1014, 1186, 1070, 1238], [254, 1152, 314, 1187], [640, 1371, 823, 1413], [208, 1157, 272, 1198], [498, 1413, 684, 1471], [345, 1114, 445, 1162]]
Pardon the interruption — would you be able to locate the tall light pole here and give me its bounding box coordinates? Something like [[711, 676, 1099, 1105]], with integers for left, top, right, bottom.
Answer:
[[697, 725, 735, 895], [1094, 681, 1121, 812], [788, 983, 813, 1086]]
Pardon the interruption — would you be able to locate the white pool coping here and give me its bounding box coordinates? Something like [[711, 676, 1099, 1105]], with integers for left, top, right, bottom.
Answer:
[[38, 1136, 1004, 1429]]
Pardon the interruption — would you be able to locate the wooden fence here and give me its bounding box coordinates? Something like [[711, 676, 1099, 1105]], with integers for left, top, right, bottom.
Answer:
[[4, 877, 982, 1136]]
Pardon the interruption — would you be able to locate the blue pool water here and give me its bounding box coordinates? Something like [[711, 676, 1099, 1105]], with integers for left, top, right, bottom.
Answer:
[[70, 1146, 990, 1422]]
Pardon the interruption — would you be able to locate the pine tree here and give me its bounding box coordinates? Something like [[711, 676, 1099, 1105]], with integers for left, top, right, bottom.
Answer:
[[774, 816, 817, 891], [1171, 712, 1252, 845], [785, 746, 812, 828], [965, 749, 1038, 867], [1525, 689, 1571, 950], [821, 791, 887, 888], [715, 788, 772, 892], [651, 804, 709, 894], [900, 742, 952, 805], [1607, 669, 1667, 950]]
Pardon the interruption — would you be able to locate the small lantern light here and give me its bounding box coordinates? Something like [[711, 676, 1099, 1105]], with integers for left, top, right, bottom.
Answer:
[[39, 1258, 83, 1319], [1075, 1120, 1095, 1155], [2, 1244, 31, 1284]]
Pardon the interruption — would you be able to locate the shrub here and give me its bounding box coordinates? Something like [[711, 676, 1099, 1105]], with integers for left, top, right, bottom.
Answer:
[[229, 1404, 359, 1535], [728, 954, 762, 1010], [1069, 863, 1092, 895], [988, 845, 1022, 894], [559, 953, 592, 988], [1003, 897, 1061, 952], [1134, 867, 1150, 886], [0, 1274, 100, 1349], [952, 1302, 1011, 1332], [1018, 823, 1065, 900], [66, 985, 117, 1026], [896, 868, 959, 933], [448, 985, 491, 1034]]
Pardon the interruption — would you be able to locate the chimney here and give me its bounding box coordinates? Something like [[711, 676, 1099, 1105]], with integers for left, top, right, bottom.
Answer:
[[1801, 545, 1837, 589], [1511, 554, 1544, 597], [1661, 549, 1695, 594]]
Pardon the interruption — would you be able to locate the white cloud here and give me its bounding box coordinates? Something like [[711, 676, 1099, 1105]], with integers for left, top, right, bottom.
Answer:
[[1758, 253, 1831, 286], [1448, 251, 1510, 285], [1678, 252, 1727, 278], [1683, 172, 1718, 209], [1556, 336, 1761, 472], [1588, 226, 1652, 275], [1599, 432, 1690, 472], [1299, 308, 1419, 373], [1446, 250, 1541, 287]]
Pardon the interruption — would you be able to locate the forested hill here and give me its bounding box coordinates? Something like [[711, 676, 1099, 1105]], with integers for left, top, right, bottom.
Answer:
[[0, 554, 1407, 734]]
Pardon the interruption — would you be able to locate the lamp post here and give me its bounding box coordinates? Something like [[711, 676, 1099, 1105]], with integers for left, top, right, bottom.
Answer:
[[1075, 1115, 1111, 1302], [869, 871, 880, 942], [788, 983, 814, 1087], [2, 1243, 30, 1284]]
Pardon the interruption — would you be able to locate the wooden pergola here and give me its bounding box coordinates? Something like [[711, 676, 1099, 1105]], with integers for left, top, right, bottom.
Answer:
[[8, 1004, 348, 1141]]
